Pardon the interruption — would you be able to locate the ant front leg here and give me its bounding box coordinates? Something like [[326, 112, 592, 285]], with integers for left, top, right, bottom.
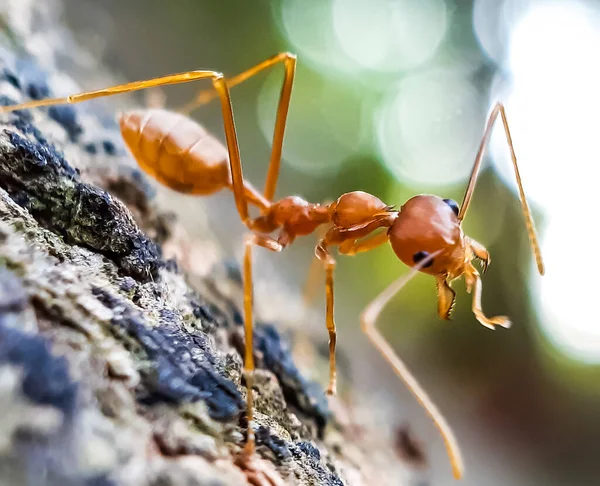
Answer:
[[337, 230, 389, 256], [359, 251, 464, 480], [466, 236, 490, 273], [461, 237, 508, 329], [241, 232, 285, 454], [463, 263, 511, 330], [435, 276, 456, 320]]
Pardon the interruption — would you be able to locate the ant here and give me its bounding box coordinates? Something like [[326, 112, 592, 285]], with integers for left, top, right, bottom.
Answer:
[[0, 52, 544, 480]]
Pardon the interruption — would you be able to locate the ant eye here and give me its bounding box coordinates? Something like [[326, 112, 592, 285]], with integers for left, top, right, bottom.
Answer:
[[412, 251, 434, 268], [443, 198, 459, 216]]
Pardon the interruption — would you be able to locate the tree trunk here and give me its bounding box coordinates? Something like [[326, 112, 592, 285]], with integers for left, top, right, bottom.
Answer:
[[0, 1, 417, 484]]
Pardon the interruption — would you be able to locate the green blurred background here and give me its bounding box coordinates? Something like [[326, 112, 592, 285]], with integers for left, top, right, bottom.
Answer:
[[61, 0, 600, 484]]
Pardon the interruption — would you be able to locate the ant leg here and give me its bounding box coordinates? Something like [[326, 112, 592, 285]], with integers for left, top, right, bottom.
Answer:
[[337, 230, 389, 256], [179, 52, 297, 201], [0, 70, 229, 113], [242, 233, 283, 454], [435, 276, 456, 320], [360, 251, 464, 480], [237, 234, 287, 486], [466, 236, 490, 273], [180, 53, 296, 113], [310, 216, 397, 393], [302, 254, 323, 307], [0, 70, 253, 224], [306, 210, 396, 304], [315, 237, 339, 395], [302, 222, 331, 306], [463, 263, 511, 330], [458, 102, 544, 275]]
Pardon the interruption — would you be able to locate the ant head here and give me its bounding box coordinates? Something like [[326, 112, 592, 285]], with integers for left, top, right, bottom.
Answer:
[[388, 195, 465, 276]]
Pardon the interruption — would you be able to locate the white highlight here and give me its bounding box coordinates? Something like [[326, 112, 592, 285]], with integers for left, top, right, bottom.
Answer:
[[487, 1, 600, 362], [256, 70, 367, 176], [376, 70, 481, 187], [279, 0, 447, 75], [332, 0, 448, 72]]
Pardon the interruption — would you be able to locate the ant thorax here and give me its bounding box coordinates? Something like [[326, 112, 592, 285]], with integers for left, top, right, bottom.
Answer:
[[258, 196, 329, 237]]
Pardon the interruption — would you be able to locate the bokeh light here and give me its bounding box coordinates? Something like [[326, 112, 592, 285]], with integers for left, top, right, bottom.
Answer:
[[473, 0, 530, 65], [376, 69, 482, 187], [484, 0, 600, 362], [535, 218, 600, 363], [332, 0, 448, 72], [256, 69, 368, 176], [277, 0, 356, 75], [279, 0, 448, 76]]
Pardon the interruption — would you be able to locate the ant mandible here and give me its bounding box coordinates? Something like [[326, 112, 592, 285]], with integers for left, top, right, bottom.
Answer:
[[0, 52, 544, 480]]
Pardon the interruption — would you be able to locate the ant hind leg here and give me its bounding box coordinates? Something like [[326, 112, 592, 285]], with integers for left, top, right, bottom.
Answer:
[[179, 52, 297, 201], [241, 233, 283, 454]]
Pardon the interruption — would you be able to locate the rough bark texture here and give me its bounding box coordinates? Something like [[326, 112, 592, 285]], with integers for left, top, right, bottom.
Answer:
[[0, 1, 417, 485]]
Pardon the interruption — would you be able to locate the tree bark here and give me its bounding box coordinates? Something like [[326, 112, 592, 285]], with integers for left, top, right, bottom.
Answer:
[[0, 1, 416, 485]]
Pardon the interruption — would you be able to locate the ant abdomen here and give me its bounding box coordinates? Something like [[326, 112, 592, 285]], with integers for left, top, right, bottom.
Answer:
[[119, 109, 231, 195], [264, 196, 330, 236]]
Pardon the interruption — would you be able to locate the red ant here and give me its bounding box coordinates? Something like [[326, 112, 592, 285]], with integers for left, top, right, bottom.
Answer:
[[0, 52, 544, 480]]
